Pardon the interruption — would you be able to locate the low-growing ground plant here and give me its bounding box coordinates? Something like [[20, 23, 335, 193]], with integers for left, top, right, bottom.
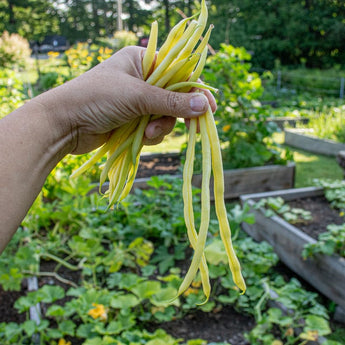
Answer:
[[303, 223, 345, 259], [314, 179, 345, 211], [0, 174, 342, 345], [254, 197, 312, 224]]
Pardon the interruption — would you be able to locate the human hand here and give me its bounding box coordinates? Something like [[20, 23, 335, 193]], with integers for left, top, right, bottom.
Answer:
[[36, 46, 217, 155]]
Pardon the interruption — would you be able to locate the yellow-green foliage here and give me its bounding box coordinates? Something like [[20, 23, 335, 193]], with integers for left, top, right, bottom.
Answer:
[[0, 69, 27, 118], [64, 43, 113, 77], [113, 31, 138, 50], [0, 31, 31, 69]]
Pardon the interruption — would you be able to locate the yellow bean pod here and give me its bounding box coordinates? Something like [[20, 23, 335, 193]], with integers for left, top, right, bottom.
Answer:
[[182, 118, 211, 303], [205, 107, 246, 293], [176, 113, 211, 299], [142, 21, 158, 79]]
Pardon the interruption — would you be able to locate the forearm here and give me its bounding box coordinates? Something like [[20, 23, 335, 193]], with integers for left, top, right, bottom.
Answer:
[[0, 46, 214, 254], [0, 98, 74, 253]]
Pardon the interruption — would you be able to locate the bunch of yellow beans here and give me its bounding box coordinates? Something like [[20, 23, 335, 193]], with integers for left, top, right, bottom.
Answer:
[[72, 0, 245, 303]]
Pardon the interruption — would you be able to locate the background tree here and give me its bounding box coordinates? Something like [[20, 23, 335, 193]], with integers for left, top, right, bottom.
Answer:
[[123, 0, 152, 33], [208, 0, 345, 69], [0, 0, 59, 42]]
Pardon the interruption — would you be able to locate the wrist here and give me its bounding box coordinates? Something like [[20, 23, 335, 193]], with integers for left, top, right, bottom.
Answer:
[[31, 88, 78, 157]]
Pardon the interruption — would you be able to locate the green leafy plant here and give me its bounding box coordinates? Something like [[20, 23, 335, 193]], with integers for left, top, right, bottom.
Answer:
[[245, 278, 337, 345], [254, 197, 312, 224], [202, 44, 291, 169], [303, 223, 345, 259], [0, 31, 31, 69], [294, 105, 345, 143], [314, 179, 345, 211], [0, 69, 27, 118], [2, 173, 344, 344], [37, 71, 67, 91]]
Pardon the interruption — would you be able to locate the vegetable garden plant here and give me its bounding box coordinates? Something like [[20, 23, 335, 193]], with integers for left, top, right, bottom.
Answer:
[[1, 171, 342, 345]]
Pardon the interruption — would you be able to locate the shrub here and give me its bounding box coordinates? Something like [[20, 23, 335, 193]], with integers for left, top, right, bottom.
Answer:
[[302, 105, 345, 143], [37, 71, 66, 91], [203, 44, 291, 169], [0, 31, 31, 69], [0, 69, 27, 117], [113, 30, 138, 50]]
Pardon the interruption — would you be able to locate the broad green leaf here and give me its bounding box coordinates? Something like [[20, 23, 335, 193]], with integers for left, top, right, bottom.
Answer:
[[305, 315, 331, 336], [77, 323, 96, 338], [4, 322, 22, 340], [58, 320, 76, 336], [146, 340, 168, 345], [22, 320, 36, 337], [204, 239, 228, 265], [46, 328, 63, 339], [36, 320, 49, 332], [46, 305, 65, 317], [141, 265, 156, 277], [151, 287, 179, 307], [321, 341, 343, 345], [37, 285, 65, 303], [82, 337, 103, 345], [110, 294, 140, 309], [130, 281, 161, 299], [267, 308, 282, 322], [14, 295, 36, 313], [217, 293, 238, 305]]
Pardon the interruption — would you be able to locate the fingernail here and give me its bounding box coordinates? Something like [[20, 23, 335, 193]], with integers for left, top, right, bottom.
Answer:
[[190, 94, 207, 113]]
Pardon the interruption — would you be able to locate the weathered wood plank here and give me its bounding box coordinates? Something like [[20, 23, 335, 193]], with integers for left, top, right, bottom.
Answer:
[[98, 163, 295, 200], [241, 186, 324, 203], [193, 163, 295, 199], [285, 128, 345, 156], [240, 189, 345, 312]]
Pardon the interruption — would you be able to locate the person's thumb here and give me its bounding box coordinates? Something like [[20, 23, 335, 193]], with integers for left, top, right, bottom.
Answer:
[[141, 85, 210, 118]]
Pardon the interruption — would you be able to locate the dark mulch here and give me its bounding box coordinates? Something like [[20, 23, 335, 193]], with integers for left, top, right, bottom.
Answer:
[[136, 154, 181, 178], [147, 306, 254, 345], [288, 195, 345, 240], [0, 284, 27, 323]]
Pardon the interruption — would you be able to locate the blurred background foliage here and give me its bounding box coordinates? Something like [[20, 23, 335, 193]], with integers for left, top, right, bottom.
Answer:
[[0, 0, 344, 70]]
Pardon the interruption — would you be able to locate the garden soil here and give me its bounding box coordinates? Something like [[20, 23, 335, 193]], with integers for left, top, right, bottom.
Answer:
[[0, 285, 27, 323], [136, 153, 181, 178], [288, 195, 345, 239], [147, 305, 255, 345]]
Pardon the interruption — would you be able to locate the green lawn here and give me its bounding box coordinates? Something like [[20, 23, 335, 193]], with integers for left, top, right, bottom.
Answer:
[[274, 132, 343, 187], [142, 125, 187, 154]]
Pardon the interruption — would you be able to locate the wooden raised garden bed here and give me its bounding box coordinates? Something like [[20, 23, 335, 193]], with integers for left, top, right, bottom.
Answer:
[[239, 187, 345, 316], [100, 152, 296, 200], [267, 116, 309, 130], [284, 128, 345, 156]]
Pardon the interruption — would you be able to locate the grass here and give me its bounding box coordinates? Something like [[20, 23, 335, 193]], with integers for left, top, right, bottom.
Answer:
[[144, 130, 344, 188], [274, 132, 343, 187], [19, 56, 71, 85], [142, 124, 187, 154], [293, 150, 343, 187]]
